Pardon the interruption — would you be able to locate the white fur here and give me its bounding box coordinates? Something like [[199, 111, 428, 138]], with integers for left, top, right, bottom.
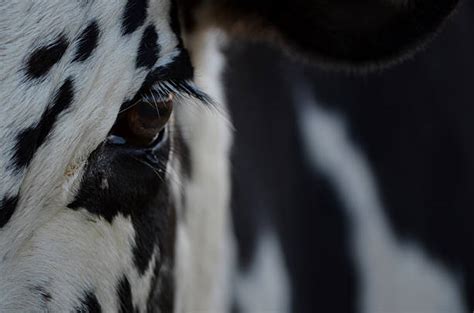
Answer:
[[234, 229, 291, 313], [1, 212, 135, 312], [174, 29, 235, 313], [296, 83, 466, 313]]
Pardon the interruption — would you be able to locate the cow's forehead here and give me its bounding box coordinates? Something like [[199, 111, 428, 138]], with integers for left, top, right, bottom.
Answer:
[[0, 0, 186, 310]]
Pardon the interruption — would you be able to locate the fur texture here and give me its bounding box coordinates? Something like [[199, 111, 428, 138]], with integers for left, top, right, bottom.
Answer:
[[0, 0, 461, 312], [0, 1, 187, 311]]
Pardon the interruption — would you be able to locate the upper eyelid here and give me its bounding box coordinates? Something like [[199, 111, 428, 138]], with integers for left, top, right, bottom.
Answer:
[[150, 80, 214, 106], [119, 78, 214, 115]]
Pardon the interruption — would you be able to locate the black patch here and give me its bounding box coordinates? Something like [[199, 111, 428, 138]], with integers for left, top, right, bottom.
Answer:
[[178, 0, 198, 33], [73, 21, 100, 62], [117, 276, 135, 313], [130, 174, 176, 275], [136, 25, 160, 69], [174, 126, 192, 178], [231, 300, 240, 313], [67, 139, 174, 275], [168, 0, 184, 48], [12, 78, 75, 169], [0, 196, 19, 228], [143, 49, 194, 85], [146, 258, 175, 313], [75, 291, 102, 313], [122, 0, 148, 35], [25, 35, 68, 79]]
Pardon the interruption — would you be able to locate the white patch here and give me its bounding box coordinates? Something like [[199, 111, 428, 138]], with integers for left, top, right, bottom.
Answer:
[[174, 29, 235, 312], [296, 83, 466, 313], [234, 230, 291, 313], [0, 211, 136, 311]]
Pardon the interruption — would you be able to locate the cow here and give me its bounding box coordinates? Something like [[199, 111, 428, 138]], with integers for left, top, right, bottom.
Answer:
[[0, 0, 459, 311]]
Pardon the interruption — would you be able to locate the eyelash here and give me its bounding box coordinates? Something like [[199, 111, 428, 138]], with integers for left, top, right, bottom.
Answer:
[[148, 80, 214, 106]]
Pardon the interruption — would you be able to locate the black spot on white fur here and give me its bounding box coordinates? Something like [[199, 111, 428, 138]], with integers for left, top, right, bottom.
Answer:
[[25, 35, 68, 79], [122, 0, 148, 35], [75, 291, 102, 313], [73, 21, 100, 62], [0, 196, 19, 228], [12, 78, 75, 169], [117, 276, 135, 313], [136, 25, 160, 69]]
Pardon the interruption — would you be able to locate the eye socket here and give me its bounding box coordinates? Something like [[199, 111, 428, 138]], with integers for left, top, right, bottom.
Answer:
[[110, 93, 173, 147]]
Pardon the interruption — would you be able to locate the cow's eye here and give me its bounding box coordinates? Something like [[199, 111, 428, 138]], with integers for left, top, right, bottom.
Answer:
[[110, 93, 173, 147]]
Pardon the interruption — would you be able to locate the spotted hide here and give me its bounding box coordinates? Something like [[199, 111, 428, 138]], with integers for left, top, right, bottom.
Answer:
[[0, 0, 460, 312]]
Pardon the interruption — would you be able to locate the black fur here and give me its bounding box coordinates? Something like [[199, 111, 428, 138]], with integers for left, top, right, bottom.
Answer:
[[136, 25, 160, 69], [174, 126, 192, 179], [146, 257, 175, 312], [0, 196, 19, 228], [117, 276, 135, 313], [169, 0, 184, 48], [25, 35, 69, 79], [73, 21, 100, 62], [189, 0, 459, 68], [144, 50, 194, 85], [75, 291, 102, 313], [122, 0, 148, 35], [12, 78, 75, 169], [131, 185, 170, 275]]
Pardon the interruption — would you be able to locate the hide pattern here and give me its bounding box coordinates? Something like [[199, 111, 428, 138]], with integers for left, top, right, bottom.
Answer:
[[0, 0, 218, 311], [0, 0, 463, 312], [226, 2, 474, 312]]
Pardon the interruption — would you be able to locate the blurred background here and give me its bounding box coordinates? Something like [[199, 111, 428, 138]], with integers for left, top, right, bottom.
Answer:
[[224, 1, 474, 312]]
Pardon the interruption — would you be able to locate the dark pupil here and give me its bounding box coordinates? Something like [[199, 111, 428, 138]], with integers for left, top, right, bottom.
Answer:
[[110, 98, 172, 147]]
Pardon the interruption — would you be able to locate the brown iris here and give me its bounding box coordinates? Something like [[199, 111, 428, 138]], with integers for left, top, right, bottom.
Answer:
[[111, 94, 173, 147]]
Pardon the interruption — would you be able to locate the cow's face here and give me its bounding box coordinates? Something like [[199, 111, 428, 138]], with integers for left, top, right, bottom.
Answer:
[[0, 1, 206, 311], [0, 0, 458, 312]]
